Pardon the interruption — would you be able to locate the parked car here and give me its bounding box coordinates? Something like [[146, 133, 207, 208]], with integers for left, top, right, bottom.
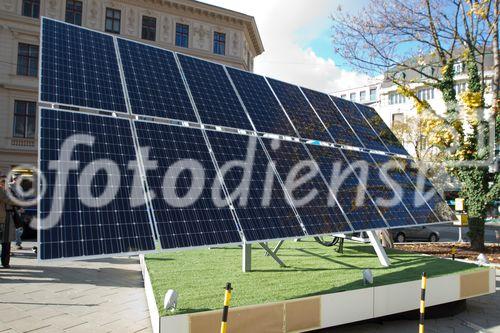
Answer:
[[390, 226, 440, 243]]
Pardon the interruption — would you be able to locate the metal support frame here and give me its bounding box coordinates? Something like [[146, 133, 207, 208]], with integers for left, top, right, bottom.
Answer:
[[242, 243, 252, 272], [366, 230, 391, 267], [264, 240, 284, 257], [242, 242, 286, 272], [243, 232, 391, 271], [259, 243, 286, 267]]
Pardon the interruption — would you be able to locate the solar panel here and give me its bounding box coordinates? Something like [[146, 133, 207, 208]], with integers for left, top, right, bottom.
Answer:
[[226, 67, 297, 137], [307, 145, 388, 231], [354, 103, 409, 155], [38, 18, 455, 261], [39, 109, 155, 260], [341, 149, 417, 227], [261, 138, 352, 235], [330, 96, 388, 152], [267, 78, 332, 142], [301, 87, 364, 148], [117, 38, 197, 122], [206, 130, 305, 241], [133, 121, 242, 249], [394, 157, 456, 222], [370, 153, 439, 225], [40, 18, 127, 113], [177, 54, 254, 130]]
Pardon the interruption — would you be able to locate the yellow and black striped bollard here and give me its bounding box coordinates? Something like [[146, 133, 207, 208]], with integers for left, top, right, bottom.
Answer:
[[419, 272, 427, 333], [220, 282, 233, 333]]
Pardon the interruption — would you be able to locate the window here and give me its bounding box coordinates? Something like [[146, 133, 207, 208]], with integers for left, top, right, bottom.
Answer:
[[340, 94, 347, 99], [213, 31, 226, 55], [349, 92, 356, 101], [417, 87, 434, 101], [388, 92, 405, 105], [13, 101, 36, 138], [175, 23, 189, 48], [105, 8, 121, 34], [392, 113, 404, 126], [141, 16, 156, 41], [370, 88, 377, 101], [22, 0, 39, 18], [454, 82, 467, 94], [359, 91, 366, 102], [65, 0, 83, 26], [453, 62, 464, 74], [17, 43, 38, 77]]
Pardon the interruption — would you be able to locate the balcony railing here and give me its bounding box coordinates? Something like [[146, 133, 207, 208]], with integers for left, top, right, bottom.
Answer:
[[10, 137, 36, 148]]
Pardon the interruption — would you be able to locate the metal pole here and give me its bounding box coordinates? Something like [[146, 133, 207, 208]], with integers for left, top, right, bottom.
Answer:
[[220, 282, 233, 333], [419, 272, 427, 333], [242, 243, 251, 272]]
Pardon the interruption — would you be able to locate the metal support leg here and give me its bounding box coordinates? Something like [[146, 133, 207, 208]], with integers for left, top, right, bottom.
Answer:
[[366, 230, 391, 267], [264, 240, 284, 256], [242, 243, 252, 272], [259, 243, 286, 267], [457, 227, 464, 242]]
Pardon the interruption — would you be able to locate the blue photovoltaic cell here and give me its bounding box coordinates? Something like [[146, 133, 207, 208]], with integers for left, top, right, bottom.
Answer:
[[117, 39, 197, 122], [206, 131, 305, 241], [354, 103, 408, 155], [301, 88, 364, 147], [370, 153, 438, 225], [40, 18, 127, 113], [134, 121, 242, 249], [307, 145, 388, 231], [330, 96, 388, 152], [226, 67, 297, 137], [394, 157, 456, 222], [267, 78, 332, 142], [39, 109, 155, 260], [341, 149, 417, 227], [261, 138, 351, 235], [177, 54, 253, 130]]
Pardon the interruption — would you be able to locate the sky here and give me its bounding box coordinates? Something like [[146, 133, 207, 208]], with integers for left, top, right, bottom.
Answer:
[[200, 0, 372, 94]]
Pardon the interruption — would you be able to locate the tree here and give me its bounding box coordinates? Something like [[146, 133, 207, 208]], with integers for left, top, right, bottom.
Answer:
[[331, 0, 499, 251]]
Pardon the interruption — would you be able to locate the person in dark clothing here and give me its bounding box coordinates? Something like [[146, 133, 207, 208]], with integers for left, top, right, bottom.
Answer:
[[0, 173, 16, 268]]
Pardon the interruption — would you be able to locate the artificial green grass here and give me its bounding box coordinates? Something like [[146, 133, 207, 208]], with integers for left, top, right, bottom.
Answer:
[[145, 239, 484, 316]]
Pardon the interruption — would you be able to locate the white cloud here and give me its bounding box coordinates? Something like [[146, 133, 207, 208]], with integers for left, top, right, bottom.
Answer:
[[200, 0, 370, 94]]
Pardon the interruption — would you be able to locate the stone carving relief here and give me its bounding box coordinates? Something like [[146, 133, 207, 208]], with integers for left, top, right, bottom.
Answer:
[[46, 0, 60, 18], [88, 0, 99, 28], [127, 8, 137, 35], [161, 15, 172, 43], [193, 23, 210, 51], [1, 0, 15, 12]]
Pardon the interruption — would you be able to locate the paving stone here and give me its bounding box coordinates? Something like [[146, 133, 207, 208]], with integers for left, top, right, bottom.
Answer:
[[0, 243, 151, 333]]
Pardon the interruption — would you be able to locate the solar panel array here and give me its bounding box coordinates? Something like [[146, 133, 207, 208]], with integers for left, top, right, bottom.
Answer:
[[38, 18, 455, 260]]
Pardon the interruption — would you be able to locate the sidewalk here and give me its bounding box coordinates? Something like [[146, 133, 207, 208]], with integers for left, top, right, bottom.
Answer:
[[0, 243, 152, 333]]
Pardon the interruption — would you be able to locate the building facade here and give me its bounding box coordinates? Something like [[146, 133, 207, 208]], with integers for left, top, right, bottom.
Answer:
[[0, 0, 264, 173], [334, 79, 382, 110], [333, 57, 495, 157]]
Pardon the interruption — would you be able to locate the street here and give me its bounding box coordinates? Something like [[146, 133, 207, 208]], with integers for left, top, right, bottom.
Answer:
[[430, 224, 499, 244]]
